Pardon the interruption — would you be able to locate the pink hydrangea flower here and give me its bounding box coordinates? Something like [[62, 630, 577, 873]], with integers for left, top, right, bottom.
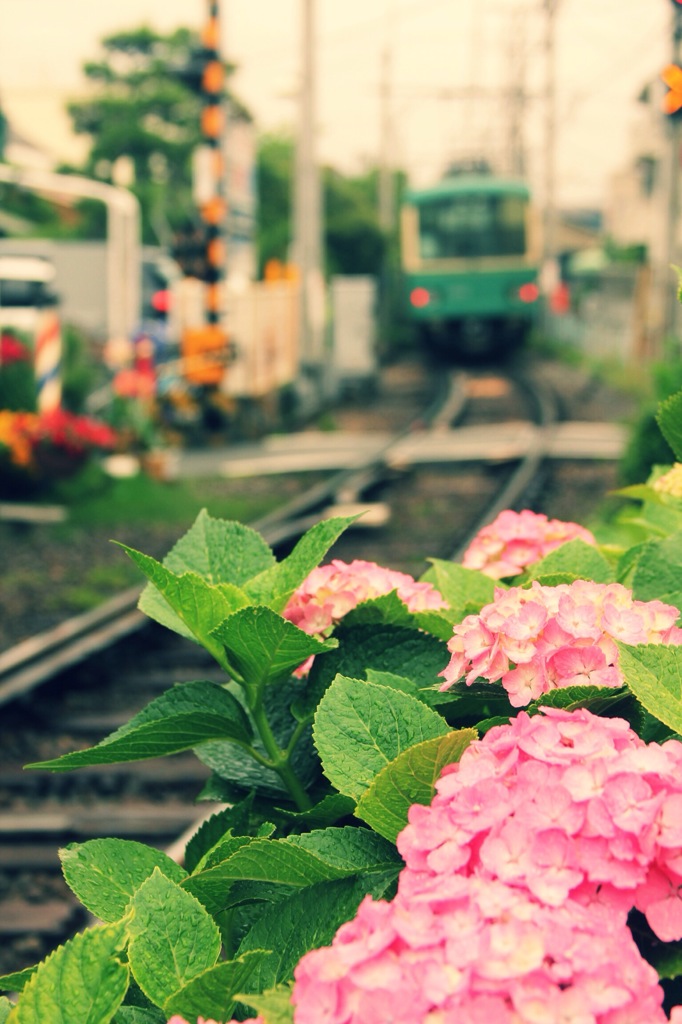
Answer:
[[284, 558, 447, 636], [461, 508, 597, 579], [440, 579, 682, 706], [291, 709, 682, 1023], [283, 559, 446, 674]]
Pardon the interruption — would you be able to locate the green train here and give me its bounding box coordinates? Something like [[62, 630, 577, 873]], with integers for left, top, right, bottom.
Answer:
[[400, 166, 542, 357]]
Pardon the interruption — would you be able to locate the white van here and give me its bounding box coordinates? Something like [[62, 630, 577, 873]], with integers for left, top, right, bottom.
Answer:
[[0, 255, 59, 335]]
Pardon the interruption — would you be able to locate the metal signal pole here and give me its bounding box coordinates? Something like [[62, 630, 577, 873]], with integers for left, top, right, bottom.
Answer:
[[293, 0, 324, 373], [661, 0, 682, 344], [198, 0, 227, 327], [180, 0, 231, 386]]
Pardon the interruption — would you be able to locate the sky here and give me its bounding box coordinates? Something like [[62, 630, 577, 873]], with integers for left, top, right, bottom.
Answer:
[[0, 0, 674, 210]]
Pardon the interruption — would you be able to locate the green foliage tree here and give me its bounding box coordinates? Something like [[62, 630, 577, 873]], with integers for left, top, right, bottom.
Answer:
[[256, 133, 398, 280], [65, 25, 250, 244]]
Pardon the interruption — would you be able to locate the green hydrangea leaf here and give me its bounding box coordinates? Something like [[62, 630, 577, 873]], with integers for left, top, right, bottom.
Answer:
[[162, 951, 268, 1021], [127, 869, 221, 1008], [183, 827, 400, 917], [274, 793, 356, 828], [528, 685, 630, 716], [26, 680, 253, 772], [236, 873, 399, 991], [420, 559, 497, 618], [0, 967, 36, 996], [234, 984, 294, 1024], [210, 606, 337, 691], [183, 795, 255, 873], [617, 642, 682, 734], [629, 531, 682, 612], [524, 538, 614, 584], [161, 509, 275, 581], [355, 728, 477, 841], [657, 390, 682, 462], [122, 545, 251, 667], [295, 624, 449, 719], [9, 921, 128, 1024], [59, 839, 187, 923], [243, 515, 359, 610], [112, 1009, 164, 1024], [313, 676, 451, 800], [342, 591, 413, 627], [0, 999, 12, 1024]]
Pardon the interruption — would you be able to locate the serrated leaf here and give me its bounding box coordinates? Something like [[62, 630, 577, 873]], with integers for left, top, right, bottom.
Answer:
[[244, 515, 359, 609], [112, 1009, 164, 1024], [163, 510, 276, 581], [525, 538, 614, 584], [420, 559, 496, 617], [0, 1000, 13, 1024], [127, 869, 221, 1009], [235, 983, 294, 1024], [342, 591, 413, 627], [275, 793, 356, 828], [26, 680, 253, 772], [236, 874, 399, 990], [59, 839, 187, 923], [657, 390, 682, 461], [295, 624, 449, 720], [162, 951, 268, 1021], [528, 684, 629, 716], [313, 676, 451, 800], [630, 531, 682, 612], [618, 642, 682, 734], [412, 608, 461, 641], [210, 606, 337, 692], [355, 728, 476, 841], [184, 795, 255, 874], [432, 680, 515, 726], [524, 572, 584, 587], [122, 546, 251, 667], [182, 826, 401, 916], [8, 921, 128, 1024], [0, 967, 36, 996]]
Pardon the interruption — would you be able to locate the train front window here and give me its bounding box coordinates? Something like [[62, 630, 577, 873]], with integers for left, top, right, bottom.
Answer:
[[417, 194, 526, 260]]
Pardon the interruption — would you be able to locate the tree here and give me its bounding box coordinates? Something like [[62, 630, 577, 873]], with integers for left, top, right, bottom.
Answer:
[[65, 25, 250, 244], [256, 133, 393, 280]]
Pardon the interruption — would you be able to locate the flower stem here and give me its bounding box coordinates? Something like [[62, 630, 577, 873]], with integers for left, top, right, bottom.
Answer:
[[250, 697, 313, 811]]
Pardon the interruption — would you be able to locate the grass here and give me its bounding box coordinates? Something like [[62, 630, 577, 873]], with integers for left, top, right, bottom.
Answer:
[[48, 462, 284, 529]]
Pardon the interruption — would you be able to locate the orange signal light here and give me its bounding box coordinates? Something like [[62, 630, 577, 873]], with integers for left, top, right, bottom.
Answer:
[[662, 63, 682, 114]]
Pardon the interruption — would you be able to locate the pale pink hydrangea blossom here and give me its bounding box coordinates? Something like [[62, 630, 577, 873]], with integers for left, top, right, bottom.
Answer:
[[461, 509, 597, 579], [283, 559, 446, 674], [284, 558, 447, 636], [291, 709, 682, 1023], [440, 579, 682, 706]]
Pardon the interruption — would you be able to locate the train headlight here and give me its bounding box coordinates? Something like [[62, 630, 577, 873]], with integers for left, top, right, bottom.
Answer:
[[517, 282, 539, 303], [410, 286, 431, 308]]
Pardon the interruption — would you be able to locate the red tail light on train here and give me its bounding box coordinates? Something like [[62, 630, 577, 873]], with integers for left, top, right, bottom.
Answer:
[[410, 287, 431, 308], [517, 282, 539, 304]]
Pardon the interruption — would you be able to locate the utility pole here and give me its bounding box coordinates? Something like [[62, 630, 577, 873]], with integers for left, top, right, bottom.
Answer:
[[293, 0, 324, 374], [378, 43, 394, 234], [542, 0, 559, 268], [661, 0, 682, 345], [505, 8, 527, 178]]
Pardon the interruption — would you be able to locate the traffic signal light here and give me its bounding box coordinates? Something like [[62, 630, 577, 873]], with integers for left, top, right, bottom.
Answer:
[[662, 63, 682, 118]]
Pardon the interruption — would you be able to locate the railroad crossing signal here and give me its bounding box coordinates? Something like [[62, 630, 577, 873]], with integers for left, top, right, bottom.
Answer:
[[662, 63, 682, 118]]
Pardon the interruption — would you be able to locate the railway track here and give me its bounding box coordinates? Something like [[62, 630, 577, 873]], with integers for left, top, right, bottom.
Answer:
[[0, 354, 624, 974]]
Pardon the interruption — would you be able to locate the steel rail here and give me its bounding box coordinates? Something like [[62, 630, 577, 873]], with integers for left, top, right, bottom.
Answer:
[[0, 369, 465, 709]]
